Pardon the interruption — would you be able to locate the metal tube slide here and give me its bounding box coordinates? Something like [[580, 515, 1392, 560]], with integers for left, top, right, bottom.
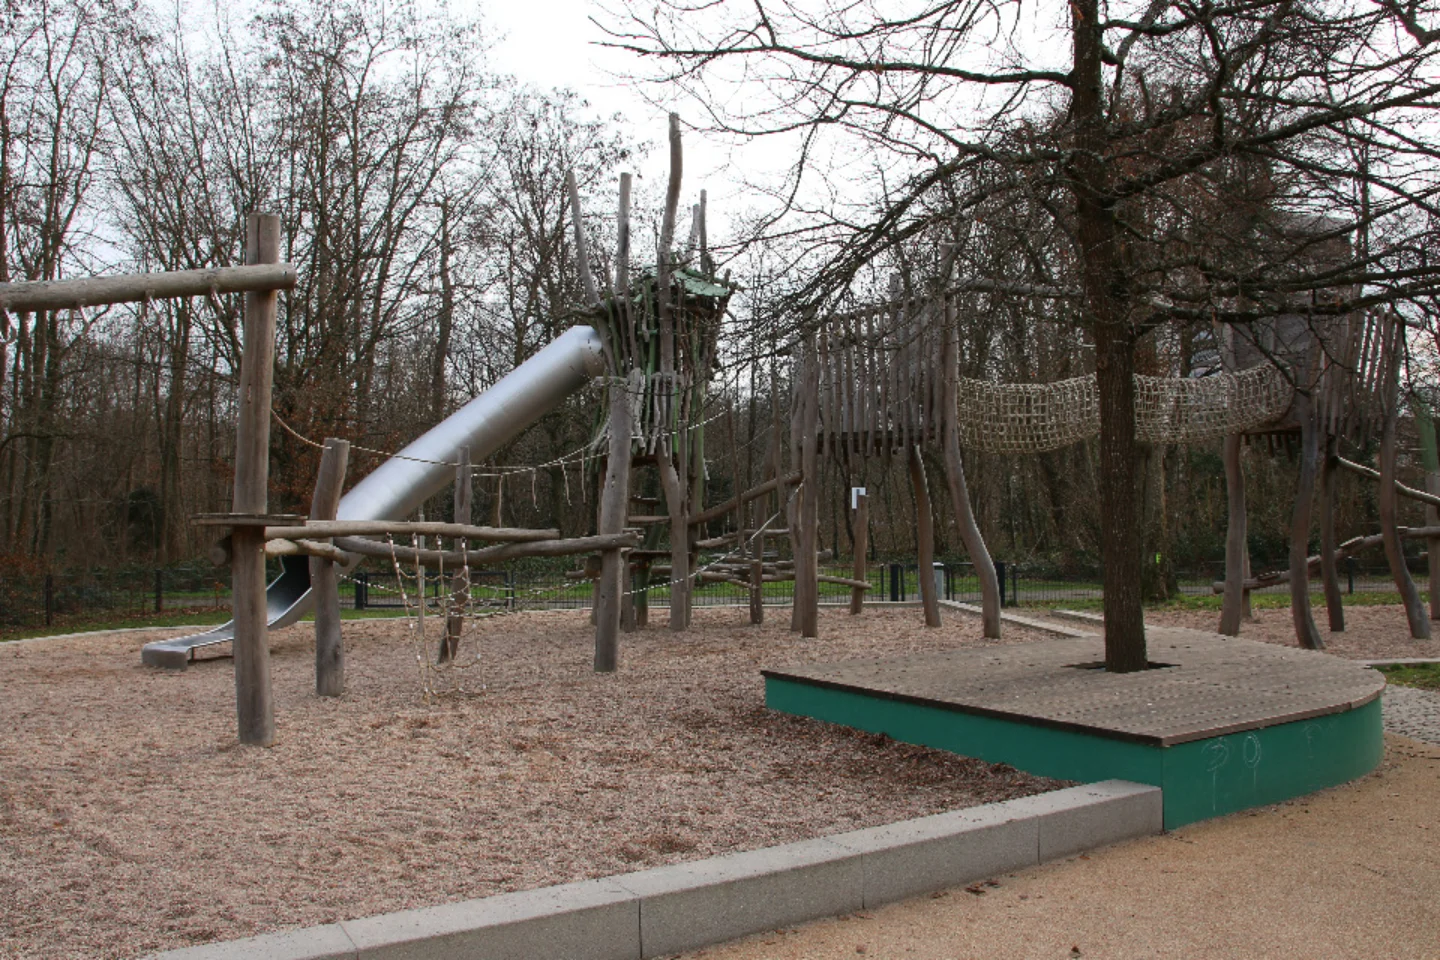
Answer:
[[142, 326, 606, 668]]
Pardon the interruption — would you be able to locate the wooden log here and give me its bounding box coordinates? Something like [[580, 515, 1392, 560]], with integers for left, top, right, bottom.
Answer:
[[266, 537, 348, 563], [908, 445, 942, 628], [310, 438, 350, 697], [0, 262, 297, 314], [233, 213, 280, 747], [566, 171, 601, 308], [1335, 457, 1440, 508], [332, 532, 639, 567], [657, 457, 691, 631], [1211, 526, 1440, 591], [264, 521, 557, 542], [438, 448, 473, 664], [595, 379, 633, 672], [689, 472, 803, 528]]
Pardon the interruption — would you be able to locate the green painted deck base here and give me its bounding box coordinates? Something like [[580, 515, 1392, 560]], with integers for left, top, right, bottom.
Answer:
[[766, 669, 1383, 830]]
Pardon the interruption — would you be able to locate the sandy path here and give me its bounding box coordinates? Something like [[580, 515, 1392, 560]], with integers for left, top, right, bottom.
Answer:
[[683, 736, 1440, 960]]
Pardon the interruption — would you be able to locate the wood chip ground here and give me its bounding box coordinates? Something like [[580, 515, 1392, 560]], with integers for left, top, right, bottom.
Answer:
[[0, 607, 1064, 960]]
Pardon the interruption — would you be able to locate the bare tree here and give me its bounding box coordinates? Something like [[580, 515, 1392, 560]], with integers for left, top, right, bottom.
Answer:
[[605, 0, 1440, 669]]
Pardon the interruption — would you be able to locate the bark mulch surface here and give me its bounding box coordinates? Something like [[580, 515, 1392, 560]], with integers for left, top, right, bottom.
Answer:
[[1142, 603, 1440, 660], [0, 607, 1065, 960]]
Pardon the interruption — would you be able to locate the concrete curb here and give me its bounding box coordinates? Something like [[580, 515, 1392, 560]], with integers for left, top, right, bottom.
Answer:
[[939, 600, 1098, 638], [141, 780, 1161, 960], [1364, 657, 1440, 667]]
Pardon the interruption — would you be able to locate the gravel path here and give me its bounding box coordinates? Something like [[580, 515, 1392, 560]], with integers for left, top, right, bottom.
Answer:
[[1382, 685, 1440, 744]]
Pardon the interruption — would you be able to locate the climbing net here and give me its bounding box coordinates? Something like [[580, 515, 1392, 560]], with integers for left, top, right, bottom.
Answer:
[[953, 365, 1291, 453]]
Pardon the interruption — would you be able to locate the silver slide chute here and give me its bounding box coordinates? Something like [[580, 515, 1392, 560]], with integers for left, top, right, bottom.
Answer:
[[142, 325, 606, 668]]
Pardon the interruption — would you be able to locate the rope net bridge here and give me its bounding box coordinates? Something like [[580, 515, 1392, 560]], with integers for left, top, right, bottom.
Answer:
[[952, 365, 1293, 454]]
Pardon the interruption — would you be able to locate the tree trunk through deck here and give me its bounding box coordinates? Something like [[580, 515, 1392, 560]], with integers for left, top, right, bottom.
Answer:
[[1072, 0, 1146, 673]]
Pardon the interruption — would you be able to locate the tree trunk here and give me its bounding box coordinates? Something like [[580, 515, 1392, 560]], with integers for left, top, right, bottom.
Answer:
[[1072, 0, 1146, 672]]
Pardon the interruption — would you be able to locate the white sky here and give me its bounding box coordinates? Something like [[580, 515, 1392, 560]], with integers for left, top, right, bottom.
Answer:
[[483, 0, 796, 252]]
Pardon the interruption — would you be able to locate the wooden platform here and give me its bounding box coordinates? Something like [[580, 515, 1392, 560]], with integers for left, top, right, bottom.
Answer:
[[764, 628, 1385, 828]]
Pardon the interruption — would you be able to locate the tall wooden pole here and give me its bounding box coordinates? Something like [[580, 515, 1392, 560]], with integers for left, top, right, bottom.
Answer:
[[797, 341, 821, 638], [849, 488, 868, 615], [595, 381, 632, 671], [1219, 430, 1248, 637], [1287, 384, 1325, 650], [439, 448, 472, 664], [233, 213, 280, 745], [940, 307, 999, 637], [1378, 315, 1431, 639], [311, 437, 350, 696], [1319, 435, 1345, 632], [1416, 400, 1440, 620], [909, 445, 942, 628]]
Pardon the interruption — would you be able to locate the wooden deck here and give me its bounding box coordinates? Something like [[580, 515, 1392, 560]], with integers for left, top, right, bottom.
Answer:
[[762, 627, 1384, 747]]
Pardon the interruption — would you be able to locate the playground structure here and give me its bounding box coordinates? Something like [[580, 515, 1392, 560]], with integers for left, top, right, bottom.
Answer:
[[0, 119, 1418, 831]]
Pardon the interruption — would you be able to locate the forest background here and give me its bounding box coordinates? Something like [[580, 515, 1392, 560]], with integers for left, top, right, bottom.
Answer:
[[2, 0, 1434, 603]]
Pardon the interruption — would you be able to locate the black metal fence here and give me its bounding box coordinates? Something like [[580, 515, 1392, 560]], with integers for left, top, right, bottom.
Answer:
[[0, 564, 232, 631], [0, 556, 1428, 635]]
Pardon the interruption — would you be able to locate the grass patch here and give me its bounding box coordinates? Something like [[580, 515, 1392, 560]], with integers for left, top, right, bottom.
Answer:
[[1377, 663, 1440, 690]]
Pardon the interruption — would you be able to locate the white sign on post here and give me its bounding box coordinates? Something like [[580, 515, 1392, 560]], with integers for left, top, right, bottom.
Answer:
[[850, 486, 866, 510]]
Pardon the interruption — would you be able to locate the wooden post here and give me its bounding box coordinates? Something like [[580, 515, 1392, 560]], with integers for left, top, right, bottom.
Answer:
[[232, 212, 280, 746], [909, 445, 942, 628], [595, 379, 632, 671], [1378, 316, 1430, 639], [750, 497, 766, 624], [439, 447, 472, 664], [416, 506, 426, 633], [311, 438, 350, 696], [1319, 435, 1345, 632], [939, 309, 999, 637], [849, 487, 868, 615], [1219, 431, 1248, 636], [1416, 400, 1440, 620], [797, 342, 821, 638], [1288, 384, 1325, 650]]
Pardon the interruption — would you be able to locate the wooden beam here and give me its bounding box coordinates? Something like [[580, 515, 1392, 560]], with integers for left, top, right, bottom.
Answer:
[[264, 520, 557, 542], [266, 537, 348, 563], [689, 472, 802, 528], [333, 532, 638, 568], [1336, 457, 1440, 508], [0, 262, 296, 313]]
